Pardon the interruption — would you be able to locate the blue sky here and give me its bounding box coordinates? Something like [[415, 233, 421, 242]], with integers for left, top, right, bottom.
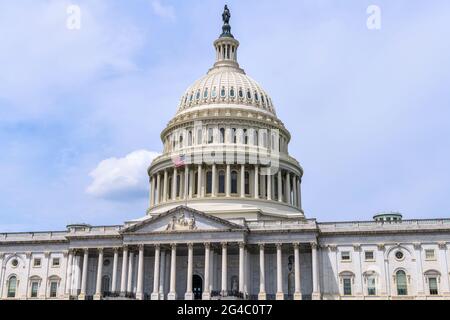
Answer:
[[1, 0, 450, 232]]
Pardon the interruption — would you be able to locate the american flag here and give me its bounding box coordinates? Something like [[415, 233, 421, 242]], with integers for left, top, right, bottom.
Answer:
[[171, 154, 186, 168]]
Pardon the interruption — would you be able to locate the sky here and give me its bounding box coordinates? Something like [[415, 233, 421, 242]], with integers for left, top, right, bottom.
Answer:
[[1, 0, 450, 232]]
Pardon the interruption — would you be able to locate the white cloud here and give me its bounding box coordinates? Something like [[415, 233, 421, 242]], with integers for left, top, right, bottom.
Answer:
[[151, 0, 176, 21], [86, 150, 160, 200]]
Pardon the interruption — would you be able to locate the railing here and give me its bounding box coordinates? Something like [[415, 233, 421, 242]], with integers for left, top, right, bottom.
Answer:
[[102, 291, 136, 299], [211, 290, 246, 299]]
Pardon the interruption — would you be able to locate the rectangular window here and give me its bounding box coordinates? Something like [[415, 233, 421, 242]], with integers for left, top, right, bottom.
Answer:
[[52, 258, 60, 267], [367, 277, 376, 296], [429, 278, 438, 295], [425, 249, 436, 260], [343, 278, 352, 295], [33, 258, 41, 267], [31, 282, 39, 298], [341, 251, 351, 261], [364, 251, 374, 261], [50, 282, 58, 298]]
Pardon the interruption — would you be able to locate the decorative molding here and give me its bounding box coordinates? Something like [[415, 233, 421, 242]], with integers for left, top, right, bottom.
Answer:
[[327, 244, 337, 252], [377, 243, 385, 250], [353, 244, 361, 251], [438, 242, 447, 249], [413, 242, 422, 250]]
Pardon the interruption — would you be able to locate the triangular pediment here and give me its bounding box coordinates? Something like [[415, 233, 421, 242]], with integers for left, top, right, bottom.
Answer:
[[121, 206, 246, 234]]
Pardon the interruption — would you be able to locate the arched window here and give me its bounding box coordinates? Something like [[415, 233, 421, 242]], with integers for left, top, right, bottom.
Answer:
[[243, 129, 248, 145], [221, 87, 226, 97], [189, 93, 193, 102], [231, 128, 237, 144], [231, 171, 238, 194], [218, 171, 225, 194], [206, 171, 212, 194], [196, 90, 200, 100], [254, 91, 259, 101], [246, 90, 251, 100], [254, 130, 259, 146], [188, 130, 193, 147], [203, 88, 208, 99], [238, 88, 243, 98], [211, 87, 217, 98], [219, 128, 225, 143], [7, 276, 17, 298], [179, 135, 183, 148], [230, 87, 235, 97], [208, 128, 214, 144], [245, 171, 250, 195], [396, 270, 408, 296]]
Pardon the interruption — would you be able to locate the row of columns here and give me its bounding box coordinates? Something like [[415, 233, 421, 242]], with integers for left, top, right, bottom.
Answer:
[[150, 166, 302, 209], [66, 242, 321, 300]]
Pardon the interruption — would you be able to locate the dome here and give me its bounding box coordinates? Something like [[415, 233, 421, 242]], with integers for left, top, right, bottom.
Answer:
[[175, 15, 277, 118], [176, 68, 277, 117]]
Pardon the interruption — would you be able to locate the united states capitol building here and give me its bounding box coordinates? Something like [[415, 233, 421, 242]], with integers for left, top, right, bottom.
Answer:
[[1, 7, 450, 301]]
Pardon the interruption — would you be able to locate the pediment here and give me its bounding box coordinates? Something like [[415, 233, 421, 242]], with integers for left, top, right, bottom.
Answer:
[[121, 206, 246, 234]]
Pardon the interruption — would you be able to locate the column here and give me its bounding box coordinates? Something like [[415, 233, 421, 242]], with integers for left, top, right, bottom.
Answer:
[[226, 164, 231, 197], [172, 168, 177, 200], [293, 175, 298, 207], [111, 248, 119, 293], [221, 243, 228, 295], [212, 164, 217, 197], [298, 178, 303, 211], [189, 169, 194, 199], [64, 250, 73, 297], [258, 244, 266, 300], [285, 172, 291, 204], [156, 173, 161, 205], [254, 166, 259, 199], [239, 243, 245, 294], [151, 245, 161, 300], [278, 170, 283, 202], [276, 243, 284, 300], [136, 245, 145, 300], [159, 250, 166, 300], [438, 242, 450, 294], [163, 170, 168, 202], [168, 244, 177, 300], [120, 246, 128, 293], [150, 175, 155, 207], [293, 243, 302, 300], [185, 243, 194, 300], [127, 251, 134, 293], [203, 243, 211, 300], [184, 166, 189, 199], [197, 165, 202, 198], [94, 248, 104, 300], [267, 173, 272, 200], [311, 242, 321, 300], [240, 165, 245, 198], [79, 249, 89, 300]]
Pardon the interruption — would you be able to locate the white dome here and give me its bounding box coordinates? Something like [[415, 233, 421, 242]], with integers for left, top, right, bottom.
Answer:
[[176, 68, 276, 117]]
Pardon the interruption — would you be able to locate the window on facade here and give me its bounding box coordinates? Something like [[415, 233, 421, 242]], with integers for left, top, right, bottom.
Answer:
[[367, 276, 376, 296], [206, 171, 212, 195], [343, 278, 352, 296], [231, 128, 237, 144], [364, 251, 374, 261], [52, 258, 60, 267], [49, 281, 58, 298], [429, 277, 438, 295], [247, 90, 251, 100], [219, 128, 225, 143], [395, 251, 404, 260], [196, 90, 200, 100], [188, 131, 193, 146], [425, 249, 436, 260], [238, 88, 243, 98], [33, 258, 41, 267], [341, 251, 351, 261], [221, 87, 226, 97], [194, 173, 198, 195], [208, 128, 214, 144], [231, 171, 238, 194], [230, 87, 235, 97], [245, 171, 250, 195], [31, 281, 39, 298], [211, 87, 217, 98], [11, 259, 18, 267], [396, 270, 408, 296], [218, 171, 225, 194], [102, 276, 110, 294], [168, 177, 172, 199], [179, 135, 183, 148], [243, 129, 248, 145], [203, 88, 208, 98], [7, 276, 17, 298], [254, 91, 259, 101], [254, 130, 259, 146]]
